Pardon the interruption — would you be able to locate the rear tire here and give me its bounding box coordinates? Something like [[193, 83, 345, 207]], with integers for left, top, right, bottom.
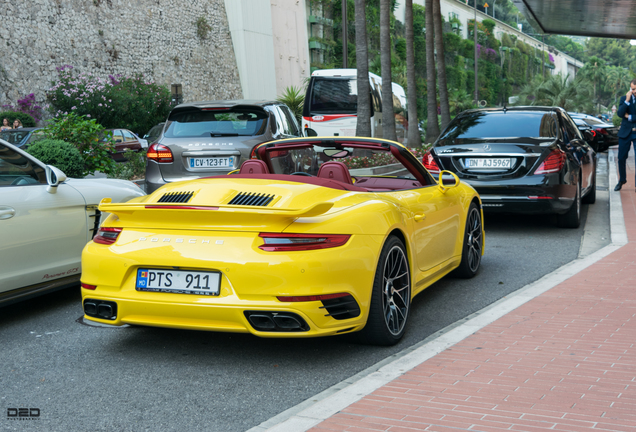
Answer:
[[557, 180, 581, 228], [357, 236, 410, 346], [451, 203, 482, 279]]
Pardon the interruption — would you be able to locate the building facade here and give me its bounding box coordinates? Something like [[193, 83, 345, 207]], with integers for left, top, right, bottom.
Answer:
[[394, 0, 584, 79]]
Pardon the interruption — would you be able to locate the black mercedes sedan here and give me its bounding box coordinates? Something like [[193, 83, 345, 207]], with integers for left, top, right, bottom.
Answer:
[[422, 107, 596, 228]]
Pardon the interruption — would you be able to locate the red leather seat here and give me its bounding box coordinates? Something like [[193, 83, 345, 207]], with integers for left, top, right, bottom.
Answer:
[[239, 159, 270, 174], [317, 161, 353, 184]]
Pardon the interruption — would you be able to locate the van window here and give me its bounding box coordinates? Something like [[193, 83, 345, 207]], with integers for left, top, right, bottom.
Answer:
[[308, 78, 358, 114]]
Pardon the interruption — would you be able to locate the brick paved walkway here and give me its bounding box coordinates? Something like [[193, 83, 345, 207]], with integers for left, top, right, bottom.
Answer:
[[311, 151, 636, 432]]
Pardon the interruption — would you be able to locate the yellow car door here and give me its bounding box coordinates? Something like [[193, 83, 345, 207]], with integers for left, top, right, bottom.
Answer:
[[394, 184, 462, 272]]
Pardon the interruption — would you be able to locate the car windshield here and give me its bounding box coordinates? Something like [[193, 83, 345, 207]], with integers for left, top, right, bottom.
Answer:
[[308, 77, 358, 114], [164, 109, 268, 138], [0, 130, 30, 145], [144, 124, 164, 142], [439, 111, 559, 140], [263, 143, 417, 182]]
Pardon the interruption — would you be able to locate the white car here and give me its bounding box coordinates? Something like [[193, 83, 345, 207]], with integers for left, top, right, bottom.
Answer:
[[0, 139, 145, 305]]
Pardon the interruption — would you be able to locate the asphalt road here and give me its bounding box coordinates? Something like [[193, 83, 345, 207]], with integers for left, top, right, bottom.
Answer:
[[0, 156, 610, 432]]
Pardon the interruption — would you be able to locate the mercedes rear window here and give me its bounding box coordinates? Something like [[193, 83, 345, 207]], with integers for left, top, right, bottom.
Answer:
[[164, 108, 268, 138], [440, 111, 559, 140]]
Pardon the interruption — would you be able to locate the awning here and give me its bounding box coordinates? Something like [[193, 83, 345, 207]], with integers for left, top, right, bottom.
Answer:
[[511, 0, 636, 39]]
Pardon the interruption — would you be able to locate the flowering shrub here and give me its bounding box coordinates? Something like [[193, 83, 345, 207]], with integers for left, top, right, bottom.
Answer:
[[40, 112, 116, 176], [475, 44, 498, 61], [2, 93, 45, 123], [47, 65, 173, 135]]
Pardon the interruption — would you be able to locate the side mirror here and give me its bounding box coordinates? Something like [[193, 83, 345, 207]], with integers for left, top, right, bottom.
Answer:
[[45, 165, 67, 194], [584, 130, 594, 142], [438, 170, 459, 193]]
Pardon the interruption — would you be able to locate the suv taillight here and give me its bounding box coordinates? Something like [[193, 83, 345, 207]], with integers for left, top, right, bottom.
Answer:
[[147, 143, 174, 163], [422, 150, 440, 174], [594, 128, 608, 135], [534, 149, 565, 175], [93, 227, 122, 245]]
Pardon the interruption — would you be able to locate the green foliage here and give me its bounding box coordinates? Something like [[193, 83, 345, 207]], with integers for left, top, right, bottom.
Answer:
[[276, 86, 305, 124], [514, 73, 593, 112], [195, 17, 212, 39], [47, 66, 173, 136], [40, 112, 116, 176], [109, 149, 147, 180], [501, 33, 514, 48], [0, 111, 35, 127], [25, 139, 85, 178], [481, 19, 496, 35], [460, 39, 475, 59], [395, 38, 407, 62], [443, 32, 461, 53], [612, 115, 622, 127]]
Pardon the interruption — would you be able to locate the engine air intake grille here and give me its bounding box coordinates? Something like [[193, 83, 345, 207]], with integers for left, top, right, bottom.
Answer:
[[228, 192, 275, 207], [321, 294, 361, 320], [157, 191, 194, 203]]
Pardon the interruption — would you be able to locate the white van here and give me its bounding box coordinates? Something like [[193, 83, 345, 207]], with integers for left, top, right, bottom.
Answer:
[[302, 69, 407, 144]]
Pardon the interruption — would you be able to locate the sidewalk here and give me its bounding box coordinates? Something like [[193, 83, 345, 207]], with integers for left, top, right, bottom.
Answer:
[[262, 149, 635, 432]]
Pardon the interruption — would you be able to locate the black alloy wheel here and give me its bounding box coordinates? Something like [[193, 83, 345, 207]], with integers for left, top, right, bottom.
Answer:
[[451, 203, 482, 278], [358, 236, 411, 346]]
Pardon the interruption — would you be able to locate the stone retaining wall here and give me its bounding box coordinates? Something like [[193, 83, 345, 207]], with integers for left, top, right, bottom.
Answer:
[[0, 0, 242, 117]]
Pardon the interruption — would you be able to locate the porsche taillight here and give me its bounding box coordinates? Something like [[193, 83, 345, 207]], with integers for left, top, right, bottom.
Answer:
[[534, 149, 566, 175], [422, 150, 440, 174], [147, 143, 174, 163], [93, 227, 122, 245], [258, 233, 351, 251], [595, 128, 608, 135]]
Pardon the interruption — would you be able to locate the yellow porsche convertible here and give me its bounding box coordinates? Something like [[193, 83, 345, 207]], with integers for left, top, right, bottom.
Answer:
[[81, 137, 483, 345]]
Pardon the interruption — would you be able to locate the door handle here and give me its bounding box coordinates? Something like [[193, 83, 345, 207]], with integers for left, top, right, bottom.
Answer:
[[414, 214, 426, 222], [0, 207, 16, 220]]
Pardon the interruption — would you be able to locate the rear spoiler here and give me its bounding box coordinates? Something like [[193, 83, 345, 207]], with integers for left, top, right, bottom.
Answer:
[[98, 198, 334, 218]]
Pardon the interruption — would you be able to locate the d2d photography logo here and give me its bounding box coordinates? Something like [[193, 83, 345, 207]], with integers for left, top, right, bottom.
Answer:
[[6, 408, 40, 420]]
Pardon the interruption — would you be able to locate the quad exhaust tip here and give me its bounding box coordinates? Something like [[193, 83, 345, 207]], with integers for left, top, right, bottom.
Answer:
[[244, 311, 309, 332], [84, 299, 118, 320]]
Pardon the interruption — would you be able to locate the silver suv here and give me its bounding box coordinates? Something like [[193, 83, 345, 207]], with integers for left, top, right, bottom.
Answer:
[[145, 100, 301, 193]]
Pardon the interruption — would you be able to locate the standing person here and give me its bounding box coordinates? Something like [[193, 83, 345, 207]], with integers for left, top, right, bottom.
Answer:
[[615, 79, 636, 191], [12, 119, 23, 129], [1, 118, 11, 130]]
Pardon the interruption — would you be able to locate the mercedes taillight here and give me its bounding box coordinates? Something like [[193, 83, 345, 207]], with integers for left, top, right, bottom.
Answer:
[[534, 149, 566, 175], [422, 150, 440, 174]]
